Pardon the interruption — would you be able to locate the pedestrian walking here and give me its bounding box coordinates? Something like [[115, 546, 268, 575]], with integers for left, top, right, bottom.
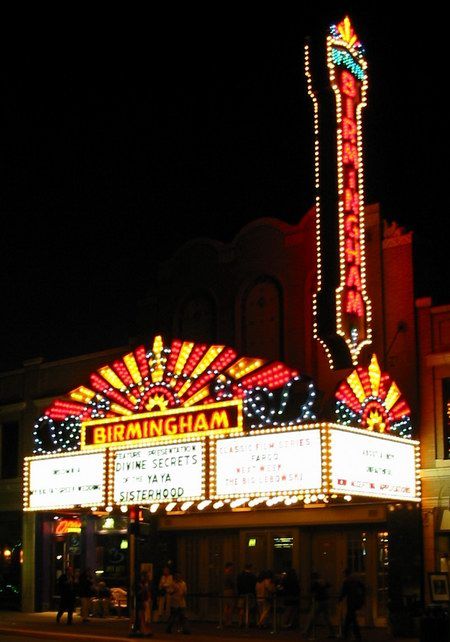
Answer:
[[256, 570, 275, 629], [222, 561, 236, 627], [166, 571, 190, 635], [156, 565, 174, 622], [236, 563, 257, 627], [136, 571, 153, 637], [278, 566, 300, 629], [56, 565, 76, 625], [303, 571, 334, 639], [339, 568, 365, 641], [95, 580, 111, 617], [78, 568, 95, 622]]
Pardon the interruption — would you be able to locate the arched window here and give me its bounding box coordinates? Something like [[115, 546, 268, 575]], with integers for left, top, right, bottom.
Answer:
[[178, 292, 217, 344], [241, 277, 283, 361]]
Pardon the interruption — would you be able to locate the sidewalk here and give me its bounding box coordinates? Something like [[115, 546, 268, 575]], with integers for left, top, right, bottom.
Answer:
[[0, 610, 420, 641]]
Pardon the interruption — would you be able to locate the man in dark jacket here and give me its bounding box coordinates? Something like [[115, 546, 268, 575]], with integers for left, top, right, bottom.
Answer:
[[339, 568, 365, 641], [56, 566, 76, 625], [236, 564, 257, 627], [303, 571, 334, 638]]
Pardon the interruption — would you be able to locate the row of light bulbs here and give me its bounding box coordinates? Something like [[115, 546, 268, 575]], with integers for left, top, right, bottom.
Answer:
[[90, 493, 354, 516]]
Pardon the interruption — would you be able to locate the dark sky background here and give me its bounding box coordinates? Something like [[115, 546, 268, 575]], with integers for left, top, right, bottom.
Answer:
[[0, 6, 446, 371]]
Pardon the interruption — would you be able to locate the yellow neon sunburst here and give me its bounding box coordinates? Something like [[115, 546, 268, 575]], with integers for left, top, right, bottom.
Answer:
[[335, 353, 412, 436], [145, 394, 169, 412], [45, 335, 298, 424], [366, 410, 386, 433]]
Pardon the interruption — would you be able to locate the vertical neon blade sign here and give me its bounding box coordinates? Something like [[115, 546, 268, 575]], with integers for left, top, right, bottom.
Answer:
[[306, 17, 372, 368]]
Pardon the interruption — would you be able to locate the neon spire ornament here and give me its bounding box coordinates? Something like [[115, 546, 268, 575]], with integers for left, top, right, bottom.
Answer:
[[335, 354, 412, 438], [33, 335, 318, 454], [305, 16, 372, 368]]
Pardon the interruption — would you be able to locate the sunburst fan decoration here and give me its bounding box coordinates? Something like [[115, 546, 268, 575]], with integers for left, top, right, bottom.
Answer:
[[34, 335, 317, 454], [335, 354, 412, 437], [331, 16, 362, 52]]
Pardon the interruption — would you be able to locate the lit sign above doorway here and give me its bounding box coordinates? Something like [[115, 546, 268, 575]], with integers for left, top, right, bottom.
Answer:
[[211, 428, 322, 499], [24, 451, 106, 511], [329, 426, 419, 501], [110, 440, 205, 505], [24, 422, 420, 512], [54, 519, 82, 535], [81, 400, 242, 448]]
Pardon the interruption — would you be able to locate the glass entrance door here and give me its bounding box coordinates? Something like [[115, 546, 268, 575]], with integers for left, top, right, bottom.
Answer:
[[240, 529, 298, 575]]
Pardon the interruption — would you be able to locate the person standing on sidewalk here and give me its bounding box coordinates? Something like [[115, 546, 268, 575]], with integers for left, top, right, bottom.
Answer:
[[156, 565, 174, 622], [222, 561, 236, 627], [236, 563, 257, 628], [136, 571, 153, 637], [303, 571, 334, 639], [166, 571, 190, 635], [339, 568, 365, 641], [56, 565, 76, 625], [78, 568, 95, 622]]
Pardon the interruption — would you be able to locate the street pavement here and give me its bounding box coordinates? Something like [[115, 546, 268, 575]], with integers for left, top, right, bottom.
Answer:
[[0, 610, 420, 642]]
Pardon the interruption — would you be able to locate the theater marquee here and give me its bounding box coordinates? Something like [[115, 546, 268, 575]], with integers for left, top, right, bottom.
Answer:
[[212, 428, 322, 499], [23, 336, 420, 513], [81, 400, 242, 448], [24, 451, 106, 511], [110, 440, 205, 505], [329, 426, 419, 501]]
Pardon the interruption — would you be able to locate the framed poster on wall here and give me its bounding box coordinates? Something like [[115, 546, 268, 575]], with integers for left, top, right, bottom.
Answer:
[[428, 572, 450, 603]]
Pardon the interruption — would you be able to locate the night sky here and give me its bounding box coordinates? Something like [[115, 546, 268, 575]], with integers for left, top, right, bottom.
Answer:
[[0, 6, 446, 371]]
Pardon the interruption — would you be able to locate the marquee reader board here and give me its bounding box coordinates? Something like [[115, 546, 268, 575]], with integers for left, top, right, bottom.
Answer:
[[109, 439, 205, 505], [211, 427, 323, 499], [329, 426, 420, 501], [24, 451, 106, 511]]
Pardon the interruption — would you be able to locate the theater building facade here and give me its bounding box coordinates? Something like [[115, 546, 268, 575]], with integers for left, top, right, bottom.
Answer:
[[0, 16, 424, 628], [416, 298, 450, 597]]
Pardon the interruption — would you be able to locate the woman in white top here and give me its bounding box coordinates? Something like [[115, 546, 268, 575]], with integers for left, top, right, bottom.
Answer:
[[157, 566, 174, 622]]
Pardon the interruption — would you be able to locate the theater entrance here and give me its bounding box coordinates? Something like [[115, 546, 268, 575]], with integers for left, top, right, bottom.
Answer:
[[240, 529, 298, 575]]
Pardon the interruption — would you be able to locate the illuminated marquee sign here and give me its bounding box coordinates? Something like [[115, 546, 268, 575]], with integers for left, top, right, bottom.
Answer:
[[211, 428, 322, 499], [33, 335, 307, 455], [335, 354, 412, 438], [24, 421, 420, 511], [330, 427, 419, 501], [111, 441, 205, 505], [306, 16, 372, 368], [24, 452, 106, 511], [82, 400, 242, 448]]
